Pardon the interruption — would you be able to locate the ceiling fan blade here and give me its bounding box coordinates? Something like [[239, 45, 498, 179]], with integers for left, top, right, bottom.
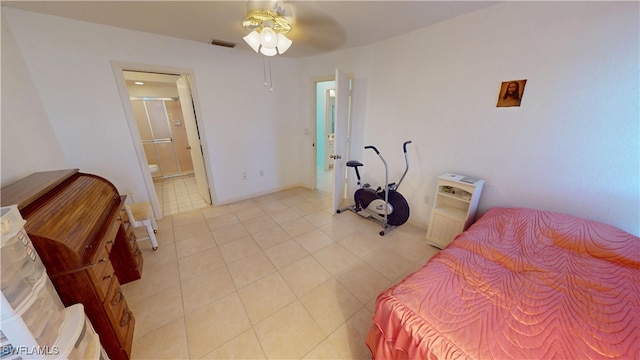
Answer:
[[286, 2, 346, 52]]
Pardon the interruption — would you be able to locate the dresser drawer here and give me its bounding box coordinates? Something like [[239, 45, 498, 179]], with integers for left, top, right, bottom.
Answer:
[[92, 260, 115, 303], [104, 236, 115, 254], [104, 279, 127, 328], [104, 214, 121, 250], [119, 208, 129, 223], [119, 209, 131, 231], [127, 226, 144, 273], [90, 246, 111, 279], [126, 225, 137, 253], [106, 281, 126, 313], [134, 247, 143, 270], [120, 308, 135, 357], [108, 300, 135, 347]]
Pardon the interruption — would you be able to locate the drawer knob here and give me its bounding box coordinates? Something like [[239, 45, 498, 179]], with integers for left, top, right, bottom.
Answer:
[[103, 274, 112, 280], [120, 310, 132, 327], [112, 288, 125, 306], [99, 257, 108, 263]]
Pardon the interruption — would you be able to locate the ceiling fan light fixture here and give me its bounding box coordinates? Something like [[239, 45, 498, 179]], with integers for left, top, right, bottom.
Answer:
[[259, 27, 278, 49], [242, 4, 292, 57], [243, 30, 261, 52], [276, 33, 292, 54], [260, 46, 278, 56]]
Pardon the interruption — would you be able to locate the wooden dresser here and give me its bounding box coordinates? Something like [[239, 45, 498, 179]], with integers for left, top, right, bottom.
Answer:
[[1, 169, 143, 360]]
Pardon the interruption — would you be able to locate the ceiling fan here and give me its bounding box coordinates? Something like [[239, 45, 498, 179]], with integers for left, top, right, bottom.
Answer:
[[241, 0, 346, 57]]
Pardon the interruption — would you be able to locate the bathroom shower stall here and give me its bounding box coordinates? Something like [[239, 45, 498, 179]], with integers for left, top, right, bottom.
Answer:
[[130, 98, 194, 179], [120, 69, 212, 213]]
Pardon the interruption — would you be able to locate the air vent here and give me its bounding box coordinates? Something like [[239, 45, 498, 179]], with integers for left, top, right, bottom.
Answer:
[[211, 39, 236, 48]]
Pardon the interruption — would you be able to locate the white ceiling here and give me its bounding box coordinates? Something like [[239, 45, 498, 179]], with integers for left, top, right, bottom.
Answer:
[[2, 1, 499, 58]]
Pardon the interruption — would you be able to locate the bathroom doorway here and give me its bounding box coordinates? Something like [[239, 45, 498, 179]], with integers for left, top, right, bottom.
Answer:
[[129, 96, 192, 180], [315, 80, 335, 193], [314, 72, 352, 209], [119, 69, 212, 216]]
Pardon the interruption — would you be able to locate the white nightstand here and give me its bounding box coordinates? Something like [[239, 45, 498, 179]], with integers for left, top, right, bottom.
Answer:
[[426, 173, 484, 248]]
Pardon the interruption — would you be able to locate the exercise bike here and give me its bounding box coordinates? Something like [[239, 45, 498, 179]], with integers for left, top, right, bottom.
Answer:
[[337, 141, 412, 236]]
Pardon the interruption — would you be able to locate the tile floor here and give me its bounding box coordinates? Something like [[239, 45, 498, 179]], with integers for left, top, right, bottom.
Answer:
[[154, 175, 209, 216], [123, 187, 439, 359], [316, 167, 333, 193]]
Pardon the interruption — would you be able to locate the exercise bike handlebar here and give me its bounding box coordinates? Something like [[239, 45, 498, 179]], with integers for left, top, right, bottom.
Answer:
[[403, 141, 412, 153], [363, 142, 412, 190], [364, 145, 388, 182], [364, 145, 380, 154], [365, 142, 411, 155], [397, 141, 412, 189]]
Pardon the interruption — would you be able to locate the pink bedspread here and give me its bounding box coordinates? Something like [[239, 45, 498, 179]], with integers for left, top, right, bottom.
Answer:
[[367, 208, 640, 359]]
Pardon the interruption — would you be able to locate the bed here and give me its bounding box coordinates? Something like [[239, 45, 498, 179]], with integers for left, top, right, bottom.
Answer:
[[366, 207, 640, 359]]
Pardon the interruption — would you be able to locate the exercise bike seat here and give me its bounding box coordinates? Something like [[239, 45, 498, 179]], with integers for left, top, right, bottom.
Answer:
[[346, 160, 363, 168]]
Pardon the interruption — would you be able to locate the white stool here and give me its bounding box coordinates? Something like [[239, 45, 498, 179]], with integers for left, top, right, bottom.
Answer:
[[124, 201, 159, 250]]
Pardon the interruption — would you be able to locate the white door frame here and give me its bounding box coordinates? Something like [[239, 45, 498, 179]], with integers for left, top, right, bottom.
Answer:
[[111, 61, 214, 219], [311, 76, 335, 191], [311, 73, 353, 205], [176, 75, 211, 205]]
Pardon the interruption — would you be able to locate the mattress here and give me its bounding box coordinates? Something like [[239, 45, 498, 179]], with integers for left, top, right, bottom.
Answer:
[[367, 207, 640, 359]]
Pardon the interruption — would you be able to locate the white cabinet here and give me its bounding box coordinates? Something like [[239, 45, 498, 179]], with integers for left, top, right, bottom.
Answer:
[[426, 173, 484, 249]]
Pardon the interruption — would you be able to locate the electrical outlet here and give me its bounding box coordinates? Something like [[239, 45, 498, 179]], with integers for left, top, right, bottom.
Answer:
[[242, 172, 247, 180]]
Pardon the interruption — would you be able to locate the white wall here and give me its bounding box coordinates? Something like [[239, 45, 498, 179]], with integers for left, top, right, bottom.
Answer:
[[298, 2, 640, 235], [1, 12, 68, 184], [296, 46, 376, 189], [2, 8, 302, 205], [3, 2, 638, 235]]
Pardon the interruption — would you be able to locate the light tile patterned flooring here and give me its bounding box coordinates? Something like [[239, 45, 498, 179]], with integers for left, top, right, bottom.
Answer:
[[154, 176, 209, 216], [124, 187, 439, 359], [317, 167, 333, 193]]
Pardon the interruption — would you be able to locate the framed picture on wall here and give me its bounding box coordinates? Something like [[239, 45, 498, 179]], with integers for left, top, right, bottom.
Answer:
[[496, 79, 527, 107]]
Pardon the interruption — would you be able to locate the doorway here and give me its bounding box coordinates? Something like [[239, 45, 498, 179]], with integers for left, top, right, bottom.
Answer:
[[129, 96, 193, 180], [315, 80, 335, 193], [314, 70, 353, 214], [118, 69, 212, 216]]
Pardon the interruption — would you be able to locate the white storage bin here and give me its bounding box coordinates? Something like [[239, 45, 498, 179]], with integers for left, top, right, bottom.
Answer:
[[1, 271, 65, 349], [0, 205, 106, 360], [1, 205, 26, 238], [54, 304, 105, 360], [1, 330, 23, 360], [1, 205, 47, 309], [0, 304, 106, 360]]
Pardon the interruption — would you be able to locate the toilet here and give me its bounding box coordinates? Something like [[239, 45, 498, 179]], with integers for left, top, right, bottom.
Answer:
[[148, 164, 161, 177]]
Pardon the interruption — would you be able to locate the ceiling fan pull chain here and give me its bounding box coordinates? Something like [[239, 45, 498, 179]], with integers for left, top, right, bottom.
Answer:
[[268, 57, 274, 92], [262, 56, 268, 88], [261, 55, 274, 91]]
